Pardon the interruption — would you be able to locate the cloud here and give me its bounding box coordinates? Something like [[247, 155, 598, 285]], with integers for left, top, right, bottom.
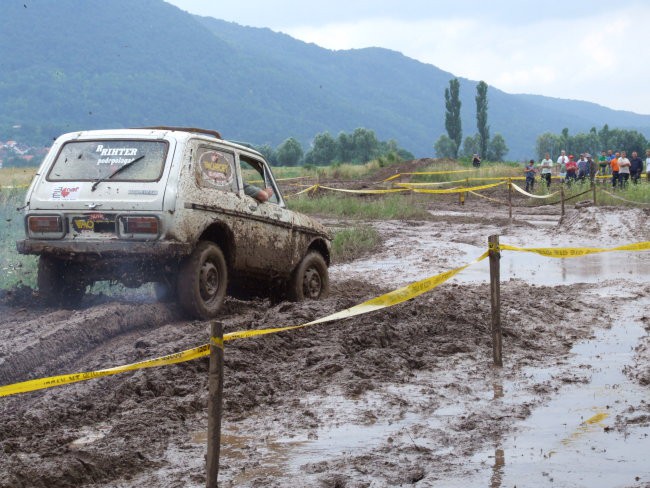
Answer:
[[283, 5, 650, 114], [165, 0, 650, 114]]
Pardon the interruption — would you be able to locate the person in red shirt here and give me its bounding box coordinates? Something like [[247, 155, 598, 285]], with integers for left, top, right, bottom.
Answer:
[[565, 155, 578, 186]]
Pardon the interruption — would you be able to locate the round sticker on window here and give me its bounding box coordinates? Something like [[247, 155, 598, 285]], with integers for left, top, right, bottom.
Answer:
[[200, 151, 234, 187]]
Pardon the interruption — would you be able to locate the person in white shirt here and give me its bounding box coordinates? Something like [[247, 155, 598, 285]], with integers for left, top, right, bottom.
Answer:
[[646, 149, 650, 182], [618, 150, 631, 187], [539, 153, 554, 187], [556, 150, 569, 182]]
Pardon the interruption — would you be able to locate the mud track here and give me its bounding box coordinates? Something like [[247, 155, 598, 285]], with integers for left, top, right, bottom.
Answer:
[[1, 205, 649, 487]]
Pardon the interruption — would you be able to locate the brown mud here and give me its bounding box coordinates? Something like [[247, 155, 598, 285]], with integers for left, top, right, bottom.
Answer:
[[0, 199, 649, 487]]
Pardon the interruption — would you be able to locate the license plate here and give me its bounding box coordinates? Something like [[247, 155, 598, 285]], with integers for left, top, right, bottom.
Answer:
[[71, 213, 116, 233]]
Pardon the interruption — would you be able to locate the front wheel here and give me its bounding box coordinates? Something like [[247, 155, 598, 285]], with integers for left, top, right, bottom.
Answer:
[[177, 241, 228, 319], [287, 251, 329, 301]]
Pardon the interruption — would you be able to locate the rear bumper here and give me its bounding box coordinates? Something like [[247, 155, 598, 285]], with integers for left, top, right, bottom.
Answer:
[[16, 239, 192, 259]]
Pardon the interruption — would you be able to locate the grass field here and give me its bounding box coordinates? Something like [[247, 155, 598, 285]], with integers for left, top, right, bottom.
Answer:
[[0, 167, 37, 188], [287, 193, 431, 220], [331, 225, 381, 263], [0, 188, 37, 289]]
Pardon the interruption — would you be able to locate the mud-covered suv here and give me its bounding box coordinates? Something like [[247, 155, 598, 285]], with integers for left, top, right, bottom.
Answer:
[[17, 127, 331, 318]]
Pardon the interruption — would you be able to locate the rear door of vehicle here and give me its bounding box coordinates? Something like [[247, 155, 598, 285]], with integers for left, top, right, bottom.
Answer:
[[28, 136, 174, 240]]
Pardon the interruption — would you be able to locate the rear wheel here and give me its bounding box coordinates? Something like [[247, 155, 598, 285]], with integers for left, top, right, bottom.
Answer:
[[177, 241, 228, 319], [37, 256, 86, 308], [287, 251, 329, 301]]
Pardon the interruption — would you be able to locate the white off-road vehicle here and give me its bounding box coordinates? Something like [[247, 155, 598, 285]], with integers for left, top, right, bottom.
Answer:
[[17, 127, 331, 319]]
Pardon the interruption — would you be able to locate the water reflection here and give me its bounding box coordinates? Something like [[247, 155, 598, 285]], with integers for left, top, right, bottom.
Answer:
[[492, 381, 504, 400], [490, 447, 505, 488], [460, 250, 649, 285]]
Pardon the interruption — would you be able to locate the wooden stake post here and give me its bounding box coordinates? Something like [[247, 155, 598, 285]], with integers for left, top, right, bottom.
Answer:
[[488, 235, 503, 367], [560, 184, 565, 216], [206, 322, 224, 488], [507, 179, 512, 220], [592, 180, 597, 205]]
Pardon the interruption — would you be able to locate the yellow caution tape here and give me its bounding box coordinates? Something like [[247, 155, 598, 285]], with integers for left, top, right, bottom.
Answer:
[[0, 344, 210, 398], [0, 251, 489, 398], [412, 181, 506, 194], [318, 185, 410, 194], [5, 238, 649, 398], [500, 241, 650, 258], [284, 184, 320, 198], [225, 250, 489, 341], [510, 182, 559, 199]]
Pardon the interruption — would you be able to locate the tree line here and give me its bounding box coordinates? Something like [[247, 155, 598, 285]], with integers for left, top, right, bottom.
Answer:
[[535, 125, 648, 160], [254, 128, 414, 167]]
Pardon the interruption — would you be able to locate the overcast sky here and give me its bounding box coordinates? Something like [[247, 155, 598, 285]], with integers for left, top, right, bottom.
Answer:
[[165, 0, 649, 115]]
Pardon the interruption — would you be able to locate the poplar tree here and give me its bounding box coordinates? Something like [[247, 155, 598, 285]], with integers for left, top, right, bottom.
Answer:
[[444, 78, 462, 158], [475, 81, 489, 159]]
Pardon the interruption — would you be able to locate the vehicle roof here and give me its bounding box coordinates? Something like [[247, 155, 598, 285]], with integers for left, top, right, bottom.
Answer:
[[56, 127, 265, 159]]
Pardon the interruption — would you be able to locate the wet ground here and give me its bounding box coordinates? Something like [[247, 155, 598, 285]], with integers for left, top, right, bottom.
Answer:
[[0, 204, 649, 487]]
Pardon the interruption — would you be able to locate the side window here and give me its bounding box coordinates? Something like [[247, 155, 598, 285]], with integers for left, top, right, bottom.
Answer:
[[240, 156, 279, 204], [196, 146, 237, 192]]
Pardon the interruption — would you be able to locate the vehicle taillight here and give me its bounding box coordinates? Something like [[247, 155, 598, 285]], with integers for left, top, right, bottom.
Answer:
[[27, 215, 64, 238], [121, 216, 159, 235]]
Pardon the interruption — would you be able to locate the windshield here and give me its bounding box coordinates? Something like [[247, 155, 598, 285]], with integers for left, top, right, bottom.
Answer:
[[47, 140, 168, 182]]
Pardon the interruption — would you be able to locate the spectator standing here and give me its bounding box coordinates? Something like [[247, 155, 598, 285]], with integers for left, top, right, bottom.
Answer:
[[472, 154, 481, 168], [598, 150, 609, 176], [610, 152, 620, 188], [618, 151, 631, 188], [646, 149, 650, 182], [629, 151, 644, 184], [577, 154, 588, 181], [586, 154, 596, 183], [557, 150, 569, 183], [539, 152, 553, 187], [565, 155, 578, 186], [524, 159, 537, 192]]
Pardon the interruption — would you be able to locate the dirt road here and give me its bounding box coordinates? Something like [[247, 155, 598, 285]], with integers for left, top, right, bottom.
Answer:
[[0, 204, 649, 487]]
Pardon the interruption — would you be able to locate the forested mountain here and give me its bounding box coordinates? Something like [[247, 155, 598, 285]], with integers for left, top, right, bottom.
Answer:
[[1, 0, 649, 159]]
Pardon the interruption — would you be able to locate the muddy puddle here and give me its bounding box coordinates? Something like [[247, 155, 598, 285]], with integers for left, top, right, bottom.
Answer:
[[460, 247, 650, 285], [448, 296, 650, 488], [333, 243, 650, 290]]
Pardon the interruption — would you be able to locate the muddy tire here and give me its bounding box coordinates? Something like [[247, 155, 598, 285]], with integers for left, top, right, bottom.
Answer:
[[177, 241, 228, 319], [37, 256, 86, 308], [288, 251, 329, 301]]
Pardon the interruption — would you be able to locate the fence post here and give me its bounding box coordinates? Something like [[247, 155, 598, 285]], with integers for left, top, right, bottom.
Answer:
[[560, 183, 565, 216], [507, 179, 512, 220], [592, 180, 596, 205], [206, 321, 224, 488], [488, 235, 503, 367]]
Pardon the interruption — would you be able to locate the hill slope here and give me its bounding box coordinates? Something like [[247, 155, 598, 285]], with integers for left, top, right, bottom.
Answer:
[[1, 0, 649, 158]]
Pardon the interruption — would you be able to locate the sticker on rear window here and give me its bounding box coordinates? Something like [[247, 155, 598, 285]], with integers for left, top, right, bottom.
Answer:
[[52, 186, 80, 200]]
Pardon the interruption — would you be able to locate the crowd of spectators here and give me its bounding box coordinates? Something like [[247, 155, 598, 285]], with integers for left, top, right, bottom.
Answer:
[[525, 148, 650, 190]]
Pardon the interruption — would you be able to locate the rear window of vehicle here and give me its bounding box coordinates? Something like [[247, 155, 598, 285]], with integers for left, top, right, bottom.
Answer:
[[47, 140, 168, 182]]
